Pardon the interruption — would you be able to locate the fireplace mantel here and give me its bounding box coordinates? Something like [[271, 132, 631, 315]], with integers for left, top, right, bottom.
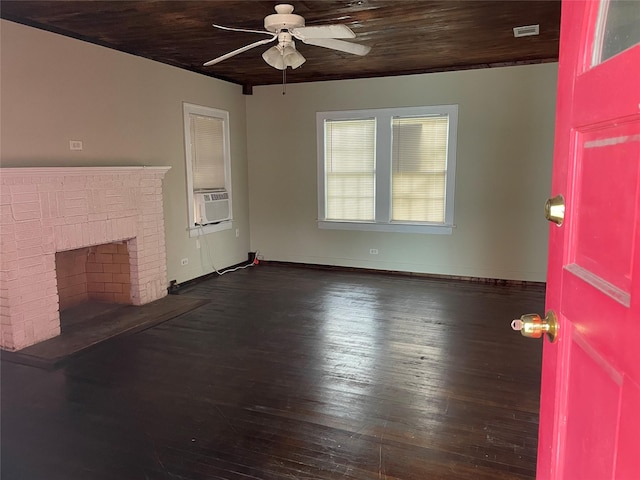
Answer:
[[0, 166, 171, 351], [0, 166, 171, 176]]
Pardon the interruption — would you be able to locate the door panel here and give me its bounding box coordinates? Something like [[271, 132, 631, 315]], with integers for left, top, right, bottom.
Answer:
[[564, 334, 621, 479], [563, 270, 629, 361], [615, 379, 640, 477], [573, 122, 638, 295]]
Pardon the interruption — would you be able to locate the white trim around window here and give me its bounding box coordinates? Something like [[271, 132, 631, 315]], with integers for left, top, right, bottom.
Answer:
[[317, 105, 458, 234], [183, 102, 233, 237]]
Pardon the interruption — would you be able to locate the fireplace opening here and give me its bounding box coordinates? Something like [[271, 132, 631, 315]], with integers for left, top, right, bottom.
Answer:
[[1, 166, 170, 351], [55, 242, 132, 330]]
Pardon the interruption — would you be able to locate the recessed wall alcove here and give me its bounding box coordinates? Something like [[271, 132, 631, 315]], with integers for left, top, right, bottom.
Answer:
[[0, 166, 171, 351]]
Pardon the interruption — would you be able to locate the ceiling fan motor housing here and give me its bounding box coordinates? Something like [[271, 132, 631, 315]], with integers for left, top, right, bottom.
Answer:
[[264, 4, 305, 32]]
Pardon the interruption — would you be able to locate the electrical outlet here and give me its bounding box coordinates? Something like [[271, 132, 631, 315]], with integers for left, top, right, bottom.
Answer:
[[180, 258, 188, 266], [369, 249, 379, 255], [69, 140, 83, 151]]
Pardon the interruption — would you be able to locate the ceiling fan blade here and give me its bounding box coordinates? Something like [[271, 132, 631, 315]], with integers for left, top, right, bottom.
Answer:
[[203, 35, 278, 66], [212, 24, 273, 36], [302, 38, 371, 56], [292, 24, 355, 40]]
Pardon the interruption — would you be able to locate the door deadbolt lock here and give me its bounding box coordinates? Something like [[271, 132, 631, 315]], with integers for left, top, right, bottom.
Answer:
[[545, 195, 565, 226], [511, 311, 559, 343]]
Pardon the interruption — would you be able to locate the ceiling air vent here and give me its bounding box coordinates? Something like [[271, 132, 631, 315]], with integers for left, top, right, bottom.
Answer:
[[513, 24, 540, 37]]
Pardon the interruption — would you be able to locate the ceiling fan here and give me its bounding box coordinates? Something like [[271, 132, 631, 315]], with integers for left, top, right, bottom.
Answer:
[[203, 3, 371, 70]]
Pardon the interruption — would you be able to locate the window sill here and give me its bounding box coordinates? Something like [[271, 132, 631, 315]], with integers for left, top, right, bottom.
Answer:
[[318, 220, 453, 235], [189, 221, 232, 237]]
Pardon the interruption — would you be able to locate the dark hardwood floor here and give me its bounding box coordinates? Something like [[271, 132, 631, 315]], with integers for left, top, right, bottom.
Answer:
[[1, 264, 544, 480]]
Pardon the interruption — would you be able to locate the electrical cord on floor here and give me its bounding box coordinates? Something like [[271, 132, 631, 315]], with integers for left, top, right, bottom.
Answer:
[[197, 225, 259, 276], [215, 260, 258, 275]]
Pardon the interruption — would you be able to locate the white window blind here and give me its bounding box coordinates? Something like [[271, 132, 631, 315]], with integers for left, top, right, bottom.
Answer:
[[325, 118, 376, 221], [317, 105, 457, 234], [391, 115, 449, 222], [190, 113, 225, 190]]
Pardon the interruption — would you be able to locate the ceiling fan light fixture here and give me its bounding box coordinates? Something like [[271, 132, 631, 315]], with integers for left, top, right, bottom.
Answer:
[[262, 44, 306, 70], [283, 45, 306, 69], [262, 45, 286, 69]]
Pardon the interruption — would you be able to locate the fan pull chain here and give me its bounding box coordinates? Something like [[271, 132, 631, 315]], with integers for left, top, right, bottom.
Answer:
[[282, 67, 287, 95], [281, 46, 287, 95]]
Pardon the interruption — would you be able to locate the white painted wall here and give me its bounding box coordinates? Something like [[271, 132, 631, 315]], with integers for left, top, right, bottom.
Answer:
[[246, 64, 558, 281], [0, 20, 250, 284], [1, 19, 558, 284]]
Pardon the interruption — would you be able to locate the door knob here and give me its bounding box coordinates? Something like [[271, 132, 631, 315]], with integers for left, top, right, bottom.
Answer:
[[511, 311, 559, 343], [545, 194, 565, 225]]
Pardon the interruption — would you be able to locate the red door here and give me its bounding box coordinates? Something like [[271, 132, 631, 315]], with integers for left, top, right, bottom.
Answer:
[[537, 0, 640, 478]]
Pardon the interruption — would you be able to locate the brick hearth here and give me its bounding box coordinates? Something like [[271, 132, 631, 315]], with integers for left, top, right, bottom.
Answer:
[[0, 166, 171, 351]]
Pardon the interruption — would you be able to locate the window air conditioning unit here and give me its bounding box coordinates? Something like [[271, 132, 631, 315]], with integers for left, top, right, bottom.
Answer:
[[194, 190, 230, 225]]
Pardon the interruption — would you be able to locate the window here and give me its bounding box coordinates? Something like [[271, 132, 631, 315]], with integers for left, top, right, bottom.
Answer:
[[317, 105, 457, 234], [183, 103, 232, 236], [324, 118, 376, 221]]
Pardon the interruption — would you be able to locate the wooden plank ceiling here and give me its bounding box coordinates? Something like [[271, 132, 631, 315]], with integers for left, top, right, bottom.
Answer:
[[1, 1, 561, 92]]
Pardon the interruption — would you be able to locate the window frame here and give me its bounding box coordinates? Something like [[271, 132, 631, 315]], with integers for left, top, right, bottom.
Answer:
[[317, 105, 458, 234], [183, 102, 233, 237]]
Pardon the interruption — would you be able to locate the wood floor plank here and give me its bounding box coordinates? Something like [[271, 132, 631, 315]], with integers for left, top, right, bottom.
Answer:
[[1, 264, 544, 479]]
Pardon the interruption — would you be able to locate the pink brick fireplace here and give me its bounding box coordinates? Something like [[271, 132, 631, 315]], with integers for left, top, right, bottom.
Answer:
[[0, 166, 171, 351]]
